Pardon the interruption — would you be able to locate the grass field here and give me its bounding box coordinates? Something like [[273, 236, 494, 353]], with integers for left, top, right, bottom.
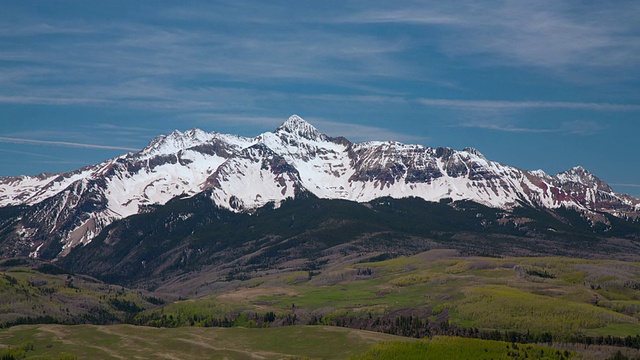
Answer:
[[0, 324, 595, 360], [142, 250, 640, 337], [351, 336, 575, 360], [0, 324, 416, 359]]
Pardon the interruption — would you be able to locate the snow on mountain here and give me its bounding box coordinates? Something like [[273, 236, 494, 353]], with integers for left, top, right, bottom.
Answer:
[[0, 114, 638, 258], [207, 143, 304, 211], [259, 117, 353, 200], [555, 166, 613, 192], [529, 169, 551, 180], [0, 168, 95, 207]]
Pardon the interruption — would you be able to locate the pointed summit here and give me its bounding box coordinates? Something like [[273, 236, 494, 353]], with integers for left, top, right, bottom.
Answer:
[[558, 166, 593, 181], [555, 166, 613, 192], [279, 114, 309, 127], [140, 128, 217, 157], [463, 147, 486, 160], [275, 115, 326, 141]]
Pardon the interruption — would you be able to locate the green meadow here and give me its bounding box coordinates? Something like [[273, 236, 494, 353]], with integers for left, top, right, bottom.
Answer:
[[0, 324, 414, 359], [137, 250, 640, 338], [351, 336, 574, 360], [0, 324, 591, 360]]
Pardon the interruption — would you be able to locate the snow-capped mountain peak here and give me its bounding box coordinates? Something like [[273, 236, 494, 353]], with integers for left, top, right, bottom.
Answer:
[[529, 169, 552, 180], [140, 128, 222, 158], [275, 114, 326, 141], [555, 166, 613, 193], [1, 114, 638, 259], [462, 147, 486, 160]]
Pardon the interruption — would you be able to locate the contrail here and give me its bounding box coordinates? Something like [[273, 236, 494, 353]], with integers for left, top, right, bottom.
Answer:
[[0, 136, 139, 151], [610, 183, 640, 188]]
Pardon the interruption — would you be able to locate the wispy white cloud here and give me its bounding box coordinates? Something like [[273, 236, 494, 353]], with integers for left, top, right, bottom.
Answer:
[[559, 120, 608, 135], [418, 98, 640, 111], [299, 94, 408, 104], [0, 22, 96, 37], [34, 160, 93, 166], [310, 118, 428, 144], [177, 113, 286, 131], [610, 183, 640, 188], [456, 120, 555, 133], [93, 123, 155, 133], [0, 148, 60, 159], [0, 24, 408, 112], [0, 95, 108, 106], [335, 6, 464, 26], [0, 2, 430, 114], [345, 1, 640, 70], [2, 1, 638, 116], [421, 98, 630, 135], [455, 119, 608, 136], [0, 137, 139, 151]]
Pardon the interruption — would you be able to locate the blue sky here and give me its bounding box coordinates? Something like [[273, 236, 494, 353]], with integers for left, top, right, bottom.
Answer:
[[1, 1, 639, 196]]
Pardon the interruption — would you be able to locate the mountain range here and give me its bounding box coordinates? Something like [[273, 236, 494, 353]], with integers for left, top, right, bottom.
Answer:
[[0, 115, 638, 264]]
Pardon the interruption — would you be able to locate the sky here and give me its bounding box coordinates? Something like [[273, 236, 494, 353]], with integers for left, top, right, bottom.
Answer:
[[1, 1, 639, 197]]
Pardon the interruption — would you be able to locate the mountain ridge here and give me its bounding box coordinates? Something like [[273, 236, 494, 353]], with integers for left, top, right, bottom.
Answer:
[[0, 115, 638, 259]]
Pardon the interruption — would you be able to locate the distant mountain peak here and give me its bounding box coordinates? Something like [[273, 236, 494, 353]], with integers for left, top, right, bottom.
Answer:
[[275, 115, 325, 141], [140, 128, 217, 157], [183, 128, 210, 138], [462, 147, 486, 159], [283, 114, 307, 125], [558, 165, 593, 179], [529, 169, 551, 180], [166, 128, 212, 142], [556, 165, 613, 193], [566, 165, 589, 175]]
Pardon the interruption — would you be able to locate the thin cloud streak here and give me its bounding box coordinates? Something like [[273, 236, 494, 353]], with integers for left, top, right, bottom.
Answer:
[[419, 98, 640, 111], [0, 95, 109, 106], [610, 183, 640, 188], [337, 8, 463, 26], [0, 10, 419, 114], [344, 1, 640, 70], [0, 148, 60, 159], [311, 119, 428, 144], [179, 113, 286, 131], [456, 122, 556, 134], [2, 2, 638, 116], [559, 120, 607, 135], [94, 124, 155, 132], [455, 119, 607, 135], [0, 137, 139, 151]]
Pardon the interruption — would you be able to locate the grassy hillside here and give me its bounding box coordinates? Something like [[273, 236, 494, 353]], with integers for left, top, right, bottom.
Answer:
[[4, 250, 640, 341], [0, 259, 167, 328], [133, 250, 640, 340], [57, 195, 640, 289]]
